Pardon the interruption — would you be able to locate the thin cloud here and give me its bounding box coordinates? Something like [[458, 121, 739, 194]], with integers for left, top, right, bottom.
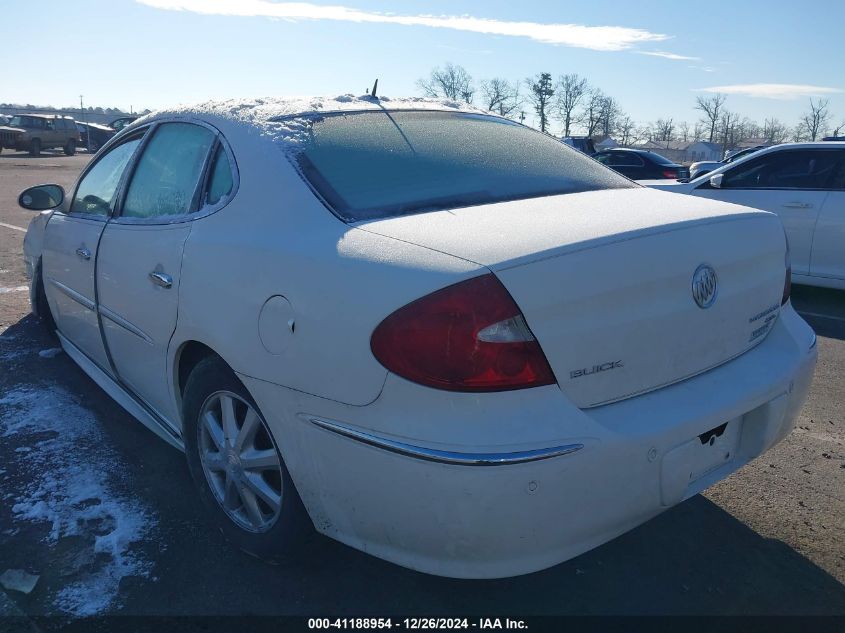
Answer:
[[136, 0, 670, 51], [637, 50, 699, 61], [697, 83, 843, 100]]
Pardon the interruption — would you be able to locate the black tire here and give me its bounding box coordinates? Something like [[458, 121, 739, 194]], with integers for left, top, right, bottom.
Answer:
[[34, 268, 57, 335], [29, 138, 41, 156], [182, 355, 312, 563], [63, 139, 76, 156]]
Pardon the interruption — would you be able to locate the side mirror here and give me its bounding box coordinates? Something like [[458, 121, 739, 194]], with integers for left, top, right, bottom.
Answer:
[[18, 184, 64, 211], [709, 173, 724, 189]]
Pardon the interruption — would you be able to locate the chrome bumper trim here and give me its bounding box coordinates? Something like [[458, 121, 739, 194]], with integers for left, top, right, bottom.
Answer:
[[308, 416, 583, 466]]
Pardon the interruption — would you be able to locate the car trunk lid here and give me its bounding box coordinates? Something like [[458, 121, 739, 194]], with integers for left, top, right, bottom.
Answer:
[[361, 187, 787, 408]]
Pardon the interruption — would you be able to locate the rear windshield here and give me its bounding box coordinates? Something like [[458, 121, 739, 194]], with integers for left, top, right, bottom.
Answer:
[[295, 111, 634, 222], [647, 152, 677, 166]]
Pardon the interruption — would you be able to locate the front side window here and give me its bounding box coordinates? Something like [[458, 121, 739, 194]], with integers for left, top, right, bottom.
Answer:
[[722, 150, 841, 189], [296, 111, 633, 222], [122, 122, 215, 219], [70, 137, 141, 216]]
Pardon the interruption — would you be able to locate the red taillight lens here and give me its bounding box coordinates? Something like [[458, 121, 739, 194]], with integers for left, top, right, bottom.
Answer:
[[662, 169, 678, 179], [370, 274, 556, 392]]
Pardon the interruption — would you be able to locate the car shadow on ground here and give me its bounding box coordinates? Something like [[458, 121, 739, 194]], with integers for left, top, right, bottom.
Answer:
[[1, 315, 844, 617], [792, 285, 845, 342]]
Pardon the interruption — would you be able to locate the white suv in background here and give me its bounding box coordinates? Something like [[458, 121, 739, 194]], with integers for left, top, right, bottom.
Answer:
[[647, 143, 845, 290]]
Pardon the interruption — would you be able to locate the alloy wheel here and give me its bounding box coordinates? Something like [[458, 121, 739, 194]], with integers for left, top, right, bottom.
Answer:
[[197, 391, 283, 532]]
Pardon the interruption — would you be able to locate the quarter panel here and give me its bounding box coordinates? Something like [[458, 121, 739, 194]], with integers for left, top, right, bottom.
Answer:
[[173, 143, 481, 407]]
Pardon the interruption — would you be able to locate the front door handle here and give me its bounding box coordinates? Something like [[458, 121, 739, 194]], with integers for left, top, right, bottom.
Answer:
[[75, 247, 91, 260], [782, 202, 813, 209], [149, 271, 173, 289]]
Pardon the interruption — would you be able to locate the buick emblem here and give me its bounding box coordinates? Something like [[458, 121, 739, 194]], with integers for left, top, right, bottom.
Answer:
[[691, 264, 718, 309]]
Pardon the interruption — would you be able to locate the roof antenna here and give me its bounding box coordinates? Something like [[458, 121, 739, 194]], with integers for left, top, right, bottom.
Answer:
[[371, 78, 379, 99]]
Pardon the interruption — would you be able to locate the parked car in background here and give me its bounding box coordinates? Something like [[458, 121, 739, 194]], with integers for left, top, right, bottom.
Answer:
[[76, 121, 117, 151], [823, 136, 845, 141], [18, 97, 815, 579], [0, 114, 80, 156], [690, 145, 768, 180], [109, 116, 138, 132], [646, 142, 845, 290], [561, 136, 596, 155], [594, 148, 690, 180]]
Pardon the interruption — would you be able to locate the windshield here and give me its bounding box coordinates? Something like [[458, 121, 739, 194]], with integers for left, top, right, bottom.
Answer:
[[296, 111, 634, 222], [8, 116, 29, 127]]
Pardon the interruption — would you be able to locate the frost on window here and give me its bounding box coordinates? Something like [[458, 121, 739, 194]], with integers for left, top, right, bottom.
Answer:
[[297, 111, 634, 222], [123, 123, 215, 219], [71, 139, 141, 216]]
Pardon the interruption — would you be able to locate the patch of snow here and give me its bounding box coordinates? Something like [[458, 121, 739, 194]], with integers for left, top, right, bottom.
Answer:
[[38, 348, 62, 359], [0, 286, 28, 294], [0, 387, 157, 616], [138, 94, 488, 157]]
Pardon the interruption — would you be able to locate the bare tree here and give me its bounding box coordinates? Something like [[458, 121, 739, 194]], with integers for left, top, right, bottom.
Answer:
[[678, 121, 691, 143], [480, 78, 521, 118], [526, 72, 555, 133], [654, 118, 675, 143], [695, 93, 727, 142], [831, 120, 845, 137], [417, 63, 475, 103], [579, 88, 607, 137], [798, 98, 831, 141], [617, 115, 636, 146], [762, 117, 790, 144], [598, 95, 621, 138], [555, 73, 589, 138], [692, 121, 706, 141]]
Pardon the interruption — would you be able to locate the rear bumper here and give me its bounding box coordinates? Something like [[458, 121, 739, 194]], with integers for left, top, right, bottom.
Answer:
[[240, 304, 816, 579]]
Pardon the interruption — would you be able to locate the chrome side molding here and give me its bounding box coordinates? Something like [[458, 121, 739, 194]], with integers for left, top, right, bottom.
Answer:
[[308, 416, 583, 466]]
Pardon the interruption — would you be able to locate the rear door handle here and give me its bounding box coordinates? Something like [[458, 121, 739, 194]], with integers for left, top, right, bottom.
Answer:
[[782, 202, 813, 209], [75, 247, 91, 260], [149, 271, 173, 289]]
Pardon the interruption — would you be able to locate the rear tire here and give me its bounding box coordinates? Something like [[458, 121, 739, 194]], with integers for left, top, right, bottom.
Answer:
[[182, 355, 312, 563], [63, 139, 76, 156], [29, 138, 41, 156]]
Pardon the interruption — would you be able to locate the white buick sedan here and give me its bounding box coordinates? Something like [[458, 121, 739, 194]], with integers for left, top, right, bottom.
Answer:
[[19, 96, 817, 578], [645, 142, 845, 291]]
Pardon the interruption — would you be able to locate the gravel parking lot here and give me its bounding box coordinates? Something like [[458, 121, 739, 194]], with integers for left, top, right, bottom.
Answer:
[[0, 151, 843, 619]]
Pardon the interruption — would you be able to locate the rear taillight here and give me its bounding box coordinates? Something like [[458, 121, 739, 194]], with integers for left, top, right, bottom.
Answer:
[[782, 240, 792, 305], [370, 274, 556, 392], [662, 169, 678, 179]]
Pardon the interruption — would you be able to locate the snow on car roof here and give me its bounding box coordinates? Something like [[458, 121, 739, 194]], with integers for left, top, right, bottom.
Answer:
[[135, 94, 490, 155]]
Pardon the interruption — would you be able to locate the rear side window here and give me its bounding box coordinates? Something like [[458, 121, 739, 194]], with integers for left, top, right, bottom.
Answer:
[[722, 150, 840, 189], [122, 122, 215, 219], [296, 111, 633, 222], [206, 145, 234, 205], [70, 138, 141, 215]]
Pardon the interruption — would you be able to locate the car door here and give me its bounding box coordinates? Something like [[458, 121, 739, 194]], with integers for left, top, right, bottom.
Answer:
[[690, 149, 838, 276], [96, 121, 220, 425], [41, 134, 143, 371], [809, 151, 845, 280]]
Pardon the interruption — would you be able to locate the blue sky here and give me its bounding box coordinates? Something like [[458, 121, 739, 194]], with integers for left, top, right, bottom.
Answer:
[[5, 0, 843, 132]]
